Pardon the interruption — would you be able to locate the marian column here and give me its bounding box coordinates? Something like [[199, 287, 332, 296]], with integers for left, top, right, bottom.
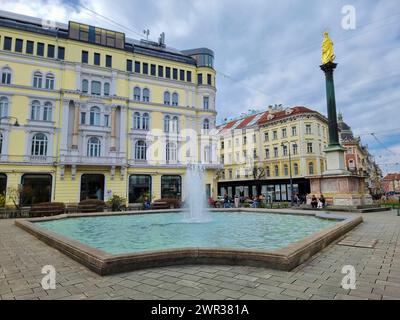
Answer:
[[320, 32, 347, 175], [307, 32, 373, 207]]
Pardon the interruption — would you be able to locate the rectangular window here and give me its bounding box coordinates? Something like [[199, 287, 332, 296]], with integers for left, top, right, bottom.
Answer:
[[253, 134, 256, 143], [143, 63, 149, 74], [292, 126, 297, 136], [207, 74, 212, 85], [197, 73, 203, 85], [47, 44, 55, 58], [282, 128, 287, 138], [203, 96, 209, 110], [166, 67, 171, 78], [274, 147, 278, 158], [264, 132, 269, 141], [37, 42, 44, 56], [126, 59, 133, 72], [15, 39, 23, 52], [253, 149, 257, 159], [106, 55, 112, 68], [104, 114, 109, 127], [265, 148, 270, 159], [57, 46, 65, 60], [91, 81, 101, 95], [150, 64, 156, 76], [306, 124, 312, 134], [3, 37, 12, 51], [172, 68, 178, 80], [80, 112, 86, 125], [158, 65, 164, 77], [134, 61, 141, 73], [26, 40, 34, 54], [186, 71, 192, 82], [94, 53, 100, 66], [180, 69, 185, 81], [273, 130, 278, 140], [307, 142, 313, 153], [293, 144, 298, 155], [82, 51, 88, 63]]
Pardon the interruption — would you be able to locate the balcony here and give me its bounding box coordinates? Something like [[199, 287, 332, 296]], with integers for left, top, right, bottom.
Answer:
[[60, 154, 126, 166]]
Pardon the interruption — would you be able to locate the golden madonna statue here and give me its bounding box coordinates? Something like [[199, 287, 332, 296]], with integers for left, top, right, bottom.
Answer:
[[322, 32, 335, 64]]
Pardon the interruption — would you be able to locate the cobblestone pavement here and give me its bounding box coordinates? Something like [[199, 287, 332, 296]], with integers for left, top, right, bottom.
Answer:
[[1, 210, 400, 300]]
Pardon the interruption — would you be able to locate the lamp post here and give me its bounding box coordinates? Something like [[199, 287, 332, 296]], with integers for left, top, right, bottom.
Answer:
[[0, 116, 20, 127], [282, 141, 295, 206]]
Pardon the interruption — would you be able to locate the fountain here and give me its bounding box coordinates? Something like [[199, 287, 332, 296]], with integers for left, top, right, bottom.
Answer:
[[183, 163, 211, 223]]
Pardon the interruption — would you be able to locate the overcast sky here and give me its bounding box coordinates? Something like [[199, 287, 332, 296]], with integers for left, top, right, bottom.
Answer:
[[1, 0, 399, 174]]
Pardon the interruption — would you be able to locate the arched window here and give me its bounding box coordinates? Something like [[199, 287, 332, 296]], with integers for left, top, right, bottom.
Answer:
[[134, 140, 147, 160], [45, 73, 54, 90], [142, 113, 149, 130], [1, 67, 12, 84], [308, 162, 314, 175], [294, 163, 299, 175], [164, 115, 170, 132], [284, 164, 289, 176], [203, 119, 210, 132], [33, 71, 42, 88], [142, 88, 150, 102], [87, 137, 101, 157], [172, 116, 179, 133], [82, 79, 89, 93], [91, 81, 101, 95], [163, 91, 170, 105], [274, 165, 279, 177], [0, 97, 9, 118], [31, 100, 41, 120], [90, 106, 101, 126], [172, 92, 179, 106], [104, 82, 110, 96], [166, 142, 177, 163], [133, 112, 141, 129], [31, 133, 48, 156], [133, 87, 141, 101], [266, 166, 270, 177], [43, 102, 53, 121]]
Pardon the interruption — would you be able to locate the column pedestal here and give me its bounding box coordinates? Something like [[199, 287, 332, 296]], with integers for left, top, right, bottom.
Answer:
[[323, 146, 348, 175], [309, 174, 373, 207]]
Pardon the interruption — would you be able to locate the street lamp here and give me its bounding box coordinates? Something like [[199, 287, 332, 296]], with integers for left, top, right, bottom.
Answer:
[[281, 141, 295, 206], [0, 116, 19, 127]]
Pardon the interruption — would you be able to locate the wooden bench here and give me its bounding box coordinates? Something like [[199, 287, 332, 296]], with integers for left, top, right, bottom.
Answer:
[[151, 201, 169, 210], [78, 199, 105, 213], [29, 202, 65, 218]]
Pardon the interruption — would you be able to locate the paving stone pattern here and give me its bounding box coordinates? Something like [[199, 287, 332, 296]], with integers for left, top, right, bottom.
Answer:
[[1, 211, 400, 300]]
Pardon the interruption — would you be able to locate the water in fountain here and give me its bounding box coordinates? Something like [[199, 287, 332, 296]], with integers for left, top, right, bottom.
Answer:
[[183, 163, 211, 223]]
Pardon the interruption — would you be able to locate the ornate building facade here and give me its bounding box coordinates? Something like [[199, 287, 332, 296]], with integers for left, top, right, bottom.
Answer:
[[0, 10, 218, 207], [216, 105, 329, 201], [338, 114, 383, 196]]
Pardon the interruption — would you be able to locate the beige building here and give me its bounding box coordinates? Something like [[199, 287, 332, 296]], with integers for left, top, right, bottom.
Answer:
[[216, 105, 328, 201]]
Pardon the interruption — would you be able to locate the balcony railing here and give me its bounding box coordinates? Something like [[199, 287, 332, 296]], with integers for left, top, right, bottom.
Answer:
[[60, 155, 127, 166]]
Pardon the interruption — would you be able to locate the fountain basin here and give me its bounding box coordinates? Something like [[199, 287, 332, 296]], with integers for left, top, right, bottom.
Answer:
[[15, 209, 362, 275]]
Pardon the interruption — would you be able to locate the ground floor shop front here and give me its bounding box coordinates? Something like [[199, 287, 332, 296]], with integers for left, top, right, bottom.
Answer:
[[217, 178, 311, 202], [0, 164, 217, 207]]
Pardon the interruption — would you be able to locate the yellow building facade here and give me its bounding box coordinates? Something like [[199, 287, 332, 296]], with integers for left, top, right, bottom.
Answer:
[[216, 105, 328, 201], [0, 11, 219, 207]]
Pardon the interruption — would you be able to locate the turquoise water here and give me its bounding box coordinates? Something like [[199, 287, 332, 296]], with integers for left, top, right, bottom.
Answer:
[[36, 212, 336, 255]]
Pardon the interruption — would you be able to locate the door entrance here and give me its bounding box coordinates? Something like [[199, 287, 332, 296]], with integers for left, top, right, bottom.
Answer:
[[80, 174, 105, 201]]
